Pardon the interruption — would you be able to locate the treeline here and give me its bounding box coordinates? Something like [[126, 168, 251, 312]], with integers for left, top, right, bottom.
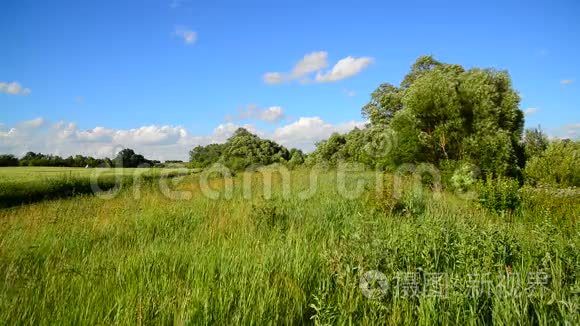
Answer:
[[0, 149, 162, 168], [189, 55, 578, 188], [189, 128, 305, 170]]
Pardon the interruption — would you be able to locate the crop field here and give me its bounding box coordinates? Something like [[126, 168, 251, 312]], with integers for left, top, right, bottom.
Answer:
[[0, 167, 578, 324]]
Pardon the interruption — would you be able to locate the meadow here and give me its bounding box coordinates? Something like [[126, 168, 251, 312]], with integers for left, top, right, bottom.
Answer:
[[0, 167, 192, 208], [0, 166, 578, 324]]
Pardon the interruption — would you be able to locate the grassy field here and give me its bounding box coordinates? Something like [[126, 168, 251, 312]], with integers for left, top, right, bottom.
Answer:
[[0, 168, 578, 324], [0, 167, 192, 208]]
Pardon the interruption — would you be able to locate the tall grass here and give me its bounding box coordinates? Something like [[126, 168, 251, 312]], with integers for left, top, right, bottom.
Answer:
[[0, 169, 578, 324]]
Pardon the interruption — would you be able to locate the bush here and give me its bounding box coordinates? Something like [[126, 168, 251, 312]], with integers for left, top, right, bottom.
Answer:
[[525, 140, 579, 187], [476, 175, 521, 213], [450, 162, 478, 193]]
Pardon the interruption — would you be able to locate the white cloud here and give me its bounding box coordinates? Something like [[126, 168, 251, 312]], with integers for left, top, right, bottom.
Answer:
[[175, 27, 197, 44], [0, 81, 31, 96], [272, 117, 365, 151], [546, 123, 580, 140], [315, 56, 374, 82], [19, 117, 45, 129], [264, 51, 328, 84], [225, 105, 285, 123], [560, 79, 574, 85], [0, 116, 363, 160], [524, 107, 539, 115], [264, 51, 372, 84], [263, 72, 285, 84], [291, 51, 328, 78]]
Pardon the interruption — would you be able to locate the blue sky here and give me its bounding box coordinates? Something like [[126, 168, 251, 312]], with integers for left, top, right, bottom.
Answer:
[[1, 0, 579, 160]]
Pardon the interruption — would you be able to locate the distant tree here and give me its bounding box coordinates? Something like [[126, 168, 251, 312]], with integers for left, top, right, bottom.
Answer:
[[0, 154, 19, 166], [113, 149, 152, 168], [189, 144, 224, 168], [287, 149, 305, 169], [188, 128, 292, 171]]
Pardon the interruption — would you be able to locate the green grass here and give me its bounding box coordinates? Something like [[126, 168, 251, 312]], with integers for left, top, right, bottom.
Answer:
[[0, 167, 192, 208], [0, 169, 578, 324]]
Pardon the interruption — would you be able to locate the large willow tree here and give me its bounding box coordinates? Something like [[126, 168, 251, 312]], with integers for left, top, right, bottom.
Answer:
[[362, 56, 525, 177]]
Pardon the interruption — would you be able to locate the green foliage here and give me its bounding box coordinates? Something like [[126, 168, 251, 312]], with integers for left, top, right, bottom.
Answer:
[[311, 55, 525, 179], [450, 161, 478, 192], [0, 170, 579, 324], [188, 128, 292, 171], [373, 174, 428, 217], [287, 149, 305, 169], [524, 139, 579, 187], [523, 127, 549, 159], [0, 154, 19, 167], [189, 143, 224, 168], [112, 148, 152, 168], [17, 151, 113, 167], [476, 175, 521, 213]]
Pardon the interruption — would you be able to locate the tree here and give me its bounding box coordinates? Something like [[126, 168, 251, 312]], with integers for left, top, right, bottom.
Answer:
[[358, 55, 525, 178], [362, 84, 404, 126], [113, 149, 152, 168], [525, 140, 579, 187], [188, 128, 293, 171], [0, 154, 19, 167], [190, 144, 224, 168], [287, 149, 305, 169], [523, 127, 549, 160]]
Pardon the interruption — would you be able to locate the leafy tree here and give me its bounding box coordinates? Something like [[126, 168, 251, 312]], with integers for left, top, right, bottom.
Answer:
[[362, 84, 403, 126], [359, 56, 525, 178], [188, 128, 292, 171], [190, 144, 224, 168]]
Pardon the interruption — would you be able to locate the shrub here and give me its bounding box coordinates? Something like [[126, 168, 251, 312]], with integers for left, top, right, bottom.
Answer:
[[450, 162, 478, 193], [476, 175, 521, 213], [525, 140, 579, 187]]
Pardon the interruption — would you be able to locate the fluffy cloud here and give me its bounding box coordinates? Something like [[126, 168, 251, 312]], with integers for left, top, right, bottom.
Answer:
[[175, 27, 197, 44], [524, 107, 539, 115], [291, 51, 328, 78], [225, 105, 285, 123], [272, 117, 365, 151], [560, 79, 574, 85], [0, 117, 363, 160], [315, 56, 374, 82], [264, 51, 371, 84], [264, 51, 328, 84], [0, 81, 31, 96]]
